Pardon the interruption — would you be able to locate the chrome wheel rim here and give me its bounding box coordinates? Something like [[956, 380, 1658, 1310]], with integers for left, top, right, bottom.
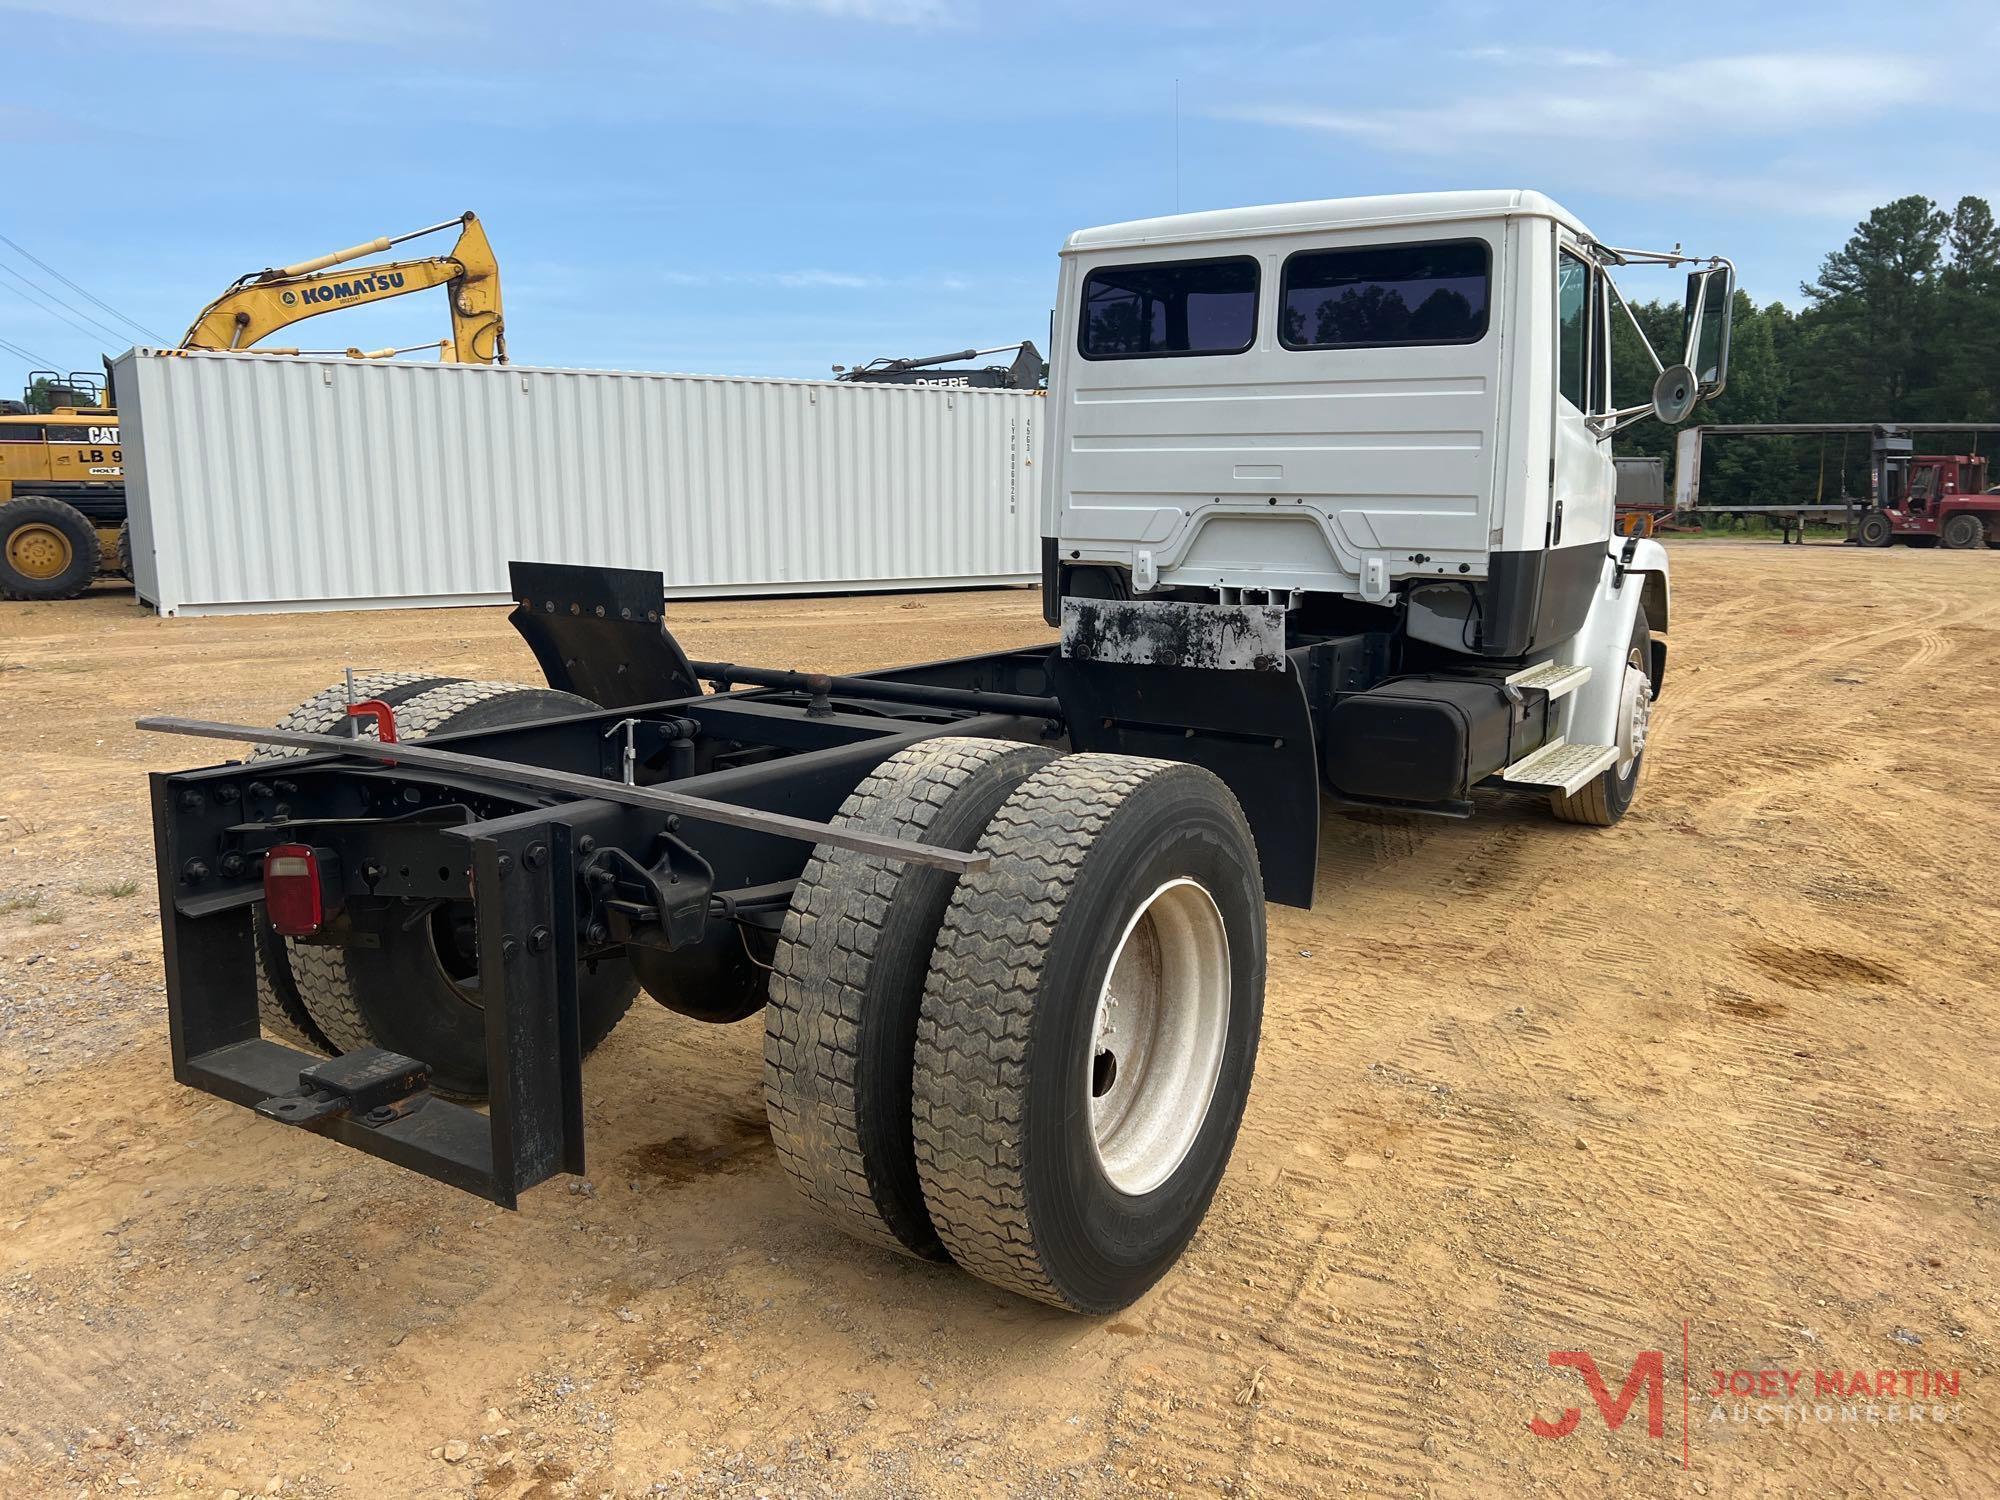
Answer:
[[1087, 878, 1231, 1196], [1617, 646, 1652, 778]]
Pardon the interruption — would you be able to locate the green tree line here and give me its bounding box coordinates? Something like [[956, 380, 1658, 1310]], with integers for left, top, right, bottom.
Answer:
[[1612, 195, 2000, 506]]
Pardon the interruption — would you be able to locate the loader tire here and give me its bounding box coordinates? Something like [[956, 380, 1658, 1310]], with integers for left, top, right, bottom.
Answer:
[[1941, 513, 1987, 550], [912, 755, 1266, 1313], [0, 496, 98, 601], [248, 671, 466, 1052], [116, 521, 133, 581], [764, 736, 1055, 1259], [288, 679, 635, 1100], [1550, 608, 1653, 827]]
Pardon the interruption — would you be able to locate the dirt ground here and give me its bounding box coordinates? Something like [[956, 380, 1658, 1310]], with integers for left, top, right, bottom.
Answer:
[[1, 542, 1995, 1500]]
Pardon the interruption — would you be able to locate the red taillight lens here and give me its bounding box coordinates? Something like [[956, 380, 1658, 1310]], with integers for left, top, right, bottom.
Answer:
[[263, 843, 326, 936]]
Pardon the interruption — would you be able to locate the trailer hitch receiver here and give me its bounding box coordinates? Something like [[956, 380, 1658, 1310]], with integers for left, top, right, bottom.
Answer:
[[256, 1047, 432, 1130]]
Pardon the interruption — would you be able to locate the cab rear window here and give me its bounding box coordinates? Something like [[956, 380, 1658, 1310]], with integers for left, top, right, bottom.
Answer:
[[1280, 240, 1490, 349], [1079, 257, 1259, 359]]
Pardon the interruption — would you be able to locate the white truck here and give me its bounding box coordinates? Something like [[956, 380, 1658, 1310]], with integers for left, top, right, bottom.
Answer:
[[143, 190, 1731, 1315]]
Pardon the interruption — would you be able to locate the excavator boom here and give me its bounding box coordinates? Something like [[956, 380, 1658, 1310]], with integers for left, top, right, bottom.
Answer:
[[178, 211, 505, 364]]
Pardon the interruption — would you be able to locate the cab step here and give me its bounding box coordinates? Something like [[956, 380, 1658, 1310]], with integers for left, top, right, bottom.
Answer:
[[1505, 661, 1592, 700], [1501, 738, 1619, 795]]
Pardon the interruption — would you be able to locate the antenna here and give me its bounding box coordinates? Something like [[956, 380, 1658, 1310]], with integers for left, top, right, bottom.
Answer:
[[1174, 78, 1182, 212]]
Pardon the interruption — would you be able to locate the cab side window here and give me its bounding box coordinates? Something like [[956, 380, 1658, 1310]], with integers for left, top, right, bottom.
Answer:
[[1557, 249, 1591, 412]]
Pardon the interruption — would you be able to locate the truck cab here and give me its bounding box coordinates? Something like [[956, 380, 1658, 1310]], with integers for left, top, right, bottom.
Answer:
[[1041, 190, 1732, 858]]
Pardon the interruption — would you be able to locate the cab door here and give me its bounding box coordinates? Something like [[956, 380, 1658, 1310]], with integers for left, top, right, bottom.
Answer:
[[1549, 236, 1612, 549]]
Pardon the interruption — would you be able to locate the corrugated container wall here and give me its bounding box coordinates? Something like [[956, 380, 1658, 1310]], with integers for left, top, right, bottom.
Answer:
[[115, 350, 1043, 616]]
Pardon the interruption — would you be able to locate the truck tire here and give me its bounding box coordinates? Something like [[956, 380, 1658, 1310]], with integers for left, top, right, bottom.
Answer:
[[287, 679, 636, 1099], [765, 736, 1055, 1259], [247, 671, 466, 1051], [1856, 511, 1895, 548], [912, 755, 1266, 1313], [1940, 513, 1987, 550], [0, 495, 98, 600], [1550, 608, 1653, 827]]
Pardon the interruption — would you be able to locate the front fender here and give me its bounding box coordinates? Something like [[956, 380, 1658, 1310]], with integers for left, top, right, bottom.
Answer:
[[1556, 540, 1668, 749]]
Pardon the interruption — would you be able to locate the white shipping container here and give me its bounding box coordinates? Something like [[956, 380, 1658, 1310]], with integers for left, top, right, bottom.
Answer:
[[114, 349, 1043, 617]]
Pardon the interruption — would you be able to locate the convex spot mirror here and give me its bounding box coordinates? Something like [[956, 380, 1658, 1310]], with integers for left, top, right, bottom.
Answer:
[[1682, 266, 1734, 398], [1651, 364, 1698, 425]]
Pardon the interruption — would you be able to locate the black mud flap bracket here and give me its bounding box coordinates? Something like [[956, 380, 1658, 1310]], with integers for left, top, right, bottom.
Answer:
[[508, 561, 703, 709], [1050, 653, 1321, 909], [155, 772, 644, 1208]]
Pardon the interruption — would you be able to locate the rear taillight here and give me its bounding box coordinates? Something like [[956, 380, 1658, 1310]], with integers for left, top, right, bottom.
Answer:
[[264, 843, 328, 936]]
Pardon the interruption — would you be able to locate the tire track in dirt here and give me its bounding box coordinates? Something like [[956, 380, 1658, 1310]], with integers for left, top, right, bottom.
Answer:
[[6, 552, 2000, 1498]]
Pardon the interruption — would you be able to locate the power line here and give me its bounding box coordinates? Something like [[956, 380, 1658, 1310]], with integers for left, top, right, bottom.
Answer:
[[0, 332, 62, 367], [0, 264, 131, 349], [0, 232, 167, 344]]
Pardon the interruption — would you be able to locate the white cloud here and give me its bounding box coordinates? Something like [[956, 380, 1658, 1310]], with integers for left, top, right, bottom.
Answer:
[[697, 0, 967, 26], [0, 0, 444, 39], [659, 268, 969, 290], [1225, 52, 1925, 154], [1454, 44, 1619, 69], [1217, 51, 1934, 217]]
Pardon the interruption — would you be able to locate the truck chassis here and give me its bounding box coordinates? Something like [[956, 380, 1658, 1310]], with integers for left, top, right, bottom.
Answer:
[[146, 557, 1656, 1311]]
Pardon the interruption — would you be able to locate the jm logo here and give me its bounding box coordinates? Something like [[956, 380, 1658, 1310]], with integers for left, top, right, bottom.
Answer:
[[1530, 1349, 1667, 1440]]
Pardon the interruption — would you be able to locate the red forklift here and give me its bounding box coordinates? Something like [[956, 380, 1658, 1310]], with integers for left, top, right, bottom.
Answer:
[[1858, 435, 1997, 549]]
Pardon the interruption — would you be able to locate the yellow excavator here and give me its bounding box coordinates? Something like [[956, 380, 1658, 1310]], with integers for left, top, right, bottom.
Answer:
[[179, 211, 505, 363], [1, 212, 505, 601]]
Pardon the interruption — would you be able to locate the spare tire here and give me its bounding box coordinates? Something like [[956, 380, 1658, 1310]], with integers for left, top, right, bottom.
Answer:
[[284, 679, 636, 1099], [248, 671, 466, 1051]]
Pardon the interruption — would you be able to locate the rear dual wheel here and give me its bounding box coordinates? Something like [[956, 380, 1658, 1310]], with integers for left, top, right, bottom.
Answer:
[[768, 745, 1266, 1313], [765, 737, 1055, 1258]]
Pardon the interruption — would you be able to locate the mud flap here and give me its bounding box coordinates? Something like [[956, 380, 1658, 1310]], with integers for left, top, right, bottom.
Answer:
[[1049, 656, 1320, 909], [508, 562, 702, 709]]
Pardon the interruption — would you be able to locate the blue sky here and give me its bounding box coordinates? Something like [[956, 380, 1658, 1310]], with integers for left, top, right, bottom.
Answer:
[[3, 0, 1995, 394]]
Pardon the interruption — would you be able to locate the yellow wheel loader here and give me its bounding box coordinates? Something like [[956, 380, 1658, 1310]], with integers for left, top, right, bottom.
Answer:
[[0, 212, 504, 601]]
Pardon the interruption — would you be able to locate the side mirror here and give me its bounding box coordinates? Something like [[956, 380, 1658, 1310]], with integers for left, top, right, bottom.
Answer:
[[1682, 266, 1734, 397]]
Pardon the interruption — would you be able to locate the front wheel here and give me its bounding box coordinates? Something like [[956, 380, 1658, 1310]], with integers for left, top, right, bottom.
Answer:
[[0, 495, 98, 600], [1856, 511, 1895, 548], [913, 754, 1266, 1313], [1550, 607, 1653, 828]]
